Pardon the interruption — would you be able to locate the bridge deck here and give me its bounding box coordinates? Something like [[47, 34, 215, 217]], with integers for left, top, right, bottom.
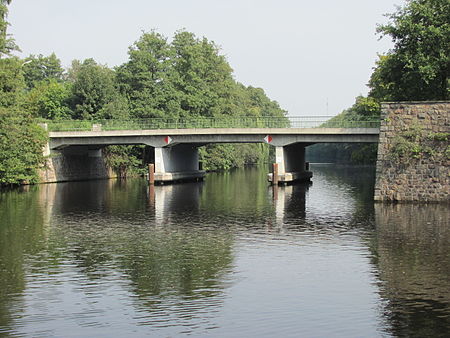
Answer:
[[49, 127, 379, 137], [48, 127, 379, 149]]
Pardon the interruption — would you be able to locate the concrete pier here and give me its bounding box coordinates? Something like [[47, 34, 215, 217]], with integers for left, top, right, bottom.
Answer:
[[267, 143, 312, 184], [154, 144, 205, 183]]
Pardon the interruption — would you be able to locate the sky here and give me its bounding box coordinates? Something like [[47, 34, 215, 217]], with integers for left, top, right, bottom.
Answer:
[[8, 0, 401, 117]]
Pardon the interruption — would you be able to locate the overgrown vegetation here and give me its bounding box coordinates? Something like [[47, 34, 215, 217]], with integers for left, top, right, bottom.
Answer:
[[389, 125, 449, 164]]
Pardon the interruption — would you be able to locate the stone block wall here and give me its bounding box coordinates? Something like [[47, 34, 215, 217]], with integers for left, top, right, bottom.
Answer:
[[39, 146, 114, 183], [374, 101, 449, 202]]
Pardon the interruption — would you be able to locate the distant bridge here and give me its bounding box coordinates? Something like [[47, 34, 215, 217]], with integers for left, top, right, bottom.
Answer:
[[42, 116, 380, 184]]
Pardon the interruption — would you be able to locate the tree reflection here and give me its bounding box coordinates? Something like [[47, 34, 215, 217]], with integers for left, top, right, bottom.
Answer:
[[0, 187, 47, 333], [38, 179, 234, 320], [373, 204, 450, 337]]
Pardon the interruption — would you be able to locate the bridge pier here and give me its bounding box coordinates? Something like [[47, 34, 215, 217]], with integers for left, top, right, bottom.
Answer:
[[153, 144, 205, 183], [268, 143, 312, 184]]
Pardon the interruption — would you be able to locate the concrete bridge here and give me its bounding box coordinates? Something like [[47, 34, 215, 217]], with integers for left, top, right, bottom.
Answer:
[[43, 117, 380, 184]]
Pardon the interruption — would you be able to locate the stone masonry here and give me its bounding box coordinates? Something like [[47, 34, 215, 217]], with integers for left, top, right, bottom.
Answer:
[[374, 101, 449, 202], [39, 147, 114, 183]]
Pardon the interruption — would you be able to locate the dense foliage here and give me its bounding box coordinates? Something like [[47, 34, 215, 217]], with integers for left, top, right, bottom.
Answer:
[[0, 107, 47, 185], [22, 53, 64, 89], [369, 0, 449, 101], [0, 56, 47, 186], [0, 2, 47, 186]]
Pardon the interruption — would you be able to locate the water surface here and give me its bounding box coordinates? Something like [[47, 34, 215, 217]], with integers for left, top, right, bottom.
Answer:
[[0, 165, 448, 337]]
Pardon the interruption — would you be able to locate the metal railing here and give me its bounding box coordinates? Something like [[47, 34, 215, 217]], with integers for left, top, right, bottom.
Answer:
[[44, 116, 381, 132]]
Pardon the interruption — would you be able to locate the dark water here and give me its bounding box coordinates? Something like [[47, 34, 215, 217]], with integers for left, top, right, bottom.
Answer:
[[0, 164, 449, 337]]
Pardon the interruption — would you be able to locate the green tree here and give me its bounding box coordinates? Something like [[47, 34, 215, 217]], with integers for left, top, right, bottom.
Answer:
[[0, 1, 49, 186], [171, 30, 235, 117], [0, 106, 47, 185], [0, 57, 24, 106], [369, 0, 450, 100], [22, 53, 65, 89], [0, 0, 16, 57], [116, 31, 179, 118], [24, 79, 72, 120], [242, 86, 286, 120], [69, 58, 128, 120]]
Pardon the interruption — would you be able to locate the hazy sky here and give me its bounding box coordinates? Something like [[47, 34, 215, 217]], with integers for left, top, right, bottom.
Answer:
[[9, 0, 400, 116]]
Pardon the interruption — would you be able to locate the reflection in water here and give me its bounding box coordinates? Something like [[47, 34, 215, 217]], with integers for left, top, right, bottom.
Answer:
[[0, 165, 448, 336], [273, 184, 308, 226], [0, 187, 46, 334], [374, 204, 450, 337], [151, 183, 202, 226], [38, 180, 233, 332]]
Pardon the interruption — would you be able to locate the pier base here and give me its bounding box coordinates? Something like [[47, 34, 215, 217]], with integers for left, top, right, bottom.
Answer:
[[154, 170, 206, 183], [153, 144, 205, 183], [268, 171, 312, 184], [267, 143, 312, 184]]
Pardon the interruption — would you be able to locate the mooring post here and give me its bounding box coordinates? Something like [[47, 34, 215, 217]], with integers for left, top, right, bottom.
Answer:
[[148, 163, 155, 185], [305, 161, 310, 171], [148, 184, 155, 206], [272, 163, 279, 186]]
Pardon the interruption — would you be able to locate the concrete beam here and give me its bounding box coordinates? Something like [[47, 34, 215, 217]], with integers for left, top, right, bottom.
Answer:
[[48, 127, 379, 149]]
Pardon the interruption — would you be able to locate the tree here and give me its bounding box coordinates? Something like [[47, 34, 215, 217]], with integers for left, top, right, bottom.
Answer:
[[69, 58, 128, 120], [369, 0, 450, 101], [0, 0, 16, 57], [22, 53, 65, 89], [0, 107, 47, 185], [116, 31, 179, 118], [171, 30, 235, 117], [0, 57, 25, 107], [24, 79, 72, 120]]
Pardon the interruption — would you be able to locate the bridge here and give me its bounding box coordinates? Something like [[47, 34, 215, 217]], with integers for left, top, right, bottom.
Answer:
[[43, 116, 380, 184]]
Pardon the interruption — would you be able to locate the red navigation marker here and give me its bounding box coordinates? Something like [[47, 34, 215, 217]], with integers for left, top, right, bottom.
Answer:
[[264, 135, 273, 143], [164, 136, 173, 144]]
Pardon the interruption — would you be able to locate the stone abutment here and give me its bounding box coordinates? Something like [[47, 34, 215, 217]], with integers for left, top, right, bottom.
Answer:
[[374, 101, 449, 202]]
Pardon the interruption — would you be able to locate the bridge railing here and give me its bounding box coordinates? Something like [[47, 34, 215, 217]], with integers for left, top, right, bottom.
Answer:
[[44, 116, 380, 132]]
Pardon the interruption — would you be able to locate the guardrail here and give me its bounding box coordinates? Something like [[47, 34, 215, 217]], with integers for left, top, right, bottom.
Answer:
[[43, 116, 381, 132]]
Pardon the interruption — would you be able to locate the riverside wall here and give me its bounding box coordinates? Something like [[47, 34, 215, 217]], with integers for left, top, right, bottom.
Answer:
[[374, 101, 449, 202]]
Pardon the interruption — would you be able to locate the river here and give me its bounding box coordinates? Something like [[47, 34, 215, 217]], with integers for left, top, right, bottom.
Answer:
[[0, 164, 449, 337]]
